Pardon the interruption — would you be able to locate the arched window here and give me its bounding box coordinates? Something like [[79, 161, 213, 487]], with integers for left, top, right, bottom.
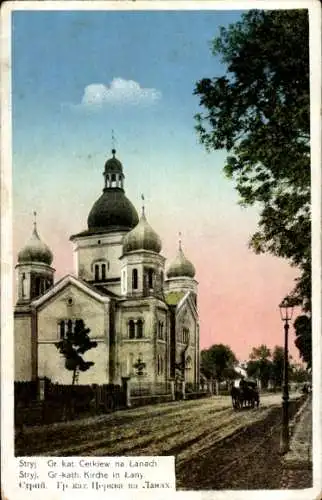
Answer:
[[59, 320, 65, 339], [94, 264, 99, 281], [186, 356, 192, 370], [118, 174, 123, 188], [67, 319, 73, 335], [157, 355, 163, 375], [34, 276, 41, 297], [128, 353, 134, 375], [21, 272, 26, 298], [41, 279, 46, 294], [102, 263, 106, 280], [183, 327, 189, 344], [158, 321, 164, 339], [132, 268, 138, 290], [137, 319, 144, 339], [58, 318, 83, 339], [129, 320, 135, 339], [160, 270, 164, 286], [148, 269, 154, 289]]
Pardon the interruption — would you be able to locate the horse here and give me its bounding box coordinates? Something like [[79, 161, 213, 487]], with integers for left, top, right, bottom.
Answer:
[[231, 386, 240, 409], [231, 381, 260, 409]]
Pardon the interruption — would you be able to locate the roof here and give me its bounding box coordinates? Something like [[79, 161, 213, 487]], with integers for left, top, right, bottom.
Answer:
[[31, 274, 112, 308], [123, 213, 162, 254], [93, 284, 121, 298], [164, 291, 186, 306]]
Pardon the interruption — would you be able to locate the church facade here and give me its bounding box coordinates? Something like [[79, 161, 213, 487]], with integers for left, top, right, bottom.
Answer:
[[14, 150, 200, 388]]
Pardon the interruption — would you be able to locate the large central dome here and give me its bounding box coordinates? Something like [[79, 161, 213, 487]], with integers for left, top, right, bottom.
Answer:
[[87, 188, 139, 232], [86, 150, 138, 233]]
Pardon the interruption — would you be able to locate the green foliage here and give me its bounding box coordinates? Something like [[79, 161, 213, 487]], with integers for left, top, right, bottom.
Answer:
[[290, 364, 310, 383], [55, 319, 98, 385], [246, 344, 305, 388], [201, 344, 238, 381], [249, 344, 271, 361], [247, 344, 272, 388], [194, 9, 311, 363], [293, 314, 312, 368], [270, 346, 285, 387]]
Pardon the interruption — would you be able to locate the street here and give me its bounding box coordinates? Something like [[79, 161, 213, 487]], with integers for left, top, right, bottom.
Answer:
[[16, 392, 310, 490]]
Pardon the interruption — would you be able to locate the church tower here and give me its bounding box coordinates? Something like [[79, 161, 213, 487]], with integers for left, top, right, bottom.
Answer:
[[16, 214, 54, 304], [164, 235, 197, 303], [15, 215, 54, 380], [120, 199, 165, 299], [118, 201, 168, 385], [70, 150, 139, 295], [165, 236, 199, 385]]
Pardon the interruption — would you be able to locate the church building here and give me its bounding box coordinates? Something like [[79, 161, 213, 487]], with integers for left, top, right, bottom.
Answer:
[[14, 150, 200, 388]]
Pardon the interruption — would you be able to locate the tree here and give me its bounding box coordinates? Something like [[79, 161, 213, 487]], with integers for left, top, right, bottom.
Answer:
[[201, 344, 238, 382], [194, 10, 311, 360], [290, 364, 310, 384], [270, 345, 285, 388], [55, 319, 98, 385], [293, 314, 312, 368], [247, 345, 272, 389]]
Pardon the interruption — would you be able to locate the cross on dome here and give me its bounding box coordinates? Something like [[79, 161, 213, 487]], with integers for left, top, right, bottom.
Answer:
[[178, 231, 182, 251], [17, 212, 53, 265], [33, 210, 37, 230], [111, 129, 116, 156]]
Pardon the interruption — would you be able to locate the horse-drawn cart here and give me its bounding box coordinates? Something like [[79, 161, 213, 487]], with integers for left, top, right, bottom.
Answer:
[[231, 379, 260, 409]]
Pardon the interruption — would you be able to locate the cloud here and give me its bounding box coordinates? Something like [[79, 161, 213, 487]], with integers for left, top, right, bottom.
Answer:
[[79, 78, 161, 107]]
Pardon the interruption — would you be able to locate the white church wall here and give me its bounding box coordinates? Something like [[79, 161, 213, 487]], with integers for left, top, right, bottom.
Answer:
[[119, 305, 152, 340], [72, 233, 125, 282], [155, 342, 167, 381], [14, 314, 33, 381], [120, 340, 155, 382], [36, 284, 110, 384], [37, 285, 107, 342], [176, 303, 199, 385], [38, 341, 109, 384]]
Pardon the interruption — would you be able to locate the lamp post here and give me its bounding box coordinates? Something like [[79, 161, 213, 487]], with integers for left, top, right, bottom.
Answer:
[[279, 298, 294, 454]]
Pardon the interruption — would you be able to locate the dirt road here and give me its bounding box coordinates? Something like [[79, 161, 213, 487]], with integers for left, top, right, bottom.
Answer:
[[16, 392, 311, 489]]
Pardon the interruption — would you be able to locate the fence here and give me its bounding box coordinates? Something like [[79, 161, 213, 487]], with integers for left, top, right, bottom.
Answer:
[[14, 378, 212, 426], [14, 379, 126, 428], [130, 381, 172, 397], [14, 381, 38, 406]]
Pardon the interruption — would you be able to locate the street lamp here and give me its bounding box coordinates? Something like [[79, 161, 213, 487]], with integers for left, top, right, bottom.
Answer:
[[279, 298, 294, 454]]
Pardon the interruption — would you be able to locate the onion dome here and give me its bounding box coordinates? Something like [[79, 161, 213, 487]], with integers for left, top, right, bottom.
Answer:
[[167, 237, 195, 279], [104, 149, 123, 173], [88, 190, 139, 232], [18, 216, 53, 266], [123, 200, 162, 254], [87, 149, 139, 233]]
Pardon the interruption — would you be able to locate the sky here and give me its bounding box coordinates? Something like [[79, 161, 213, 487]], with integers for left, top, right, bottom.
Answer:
[[12, 9, 301, 362]]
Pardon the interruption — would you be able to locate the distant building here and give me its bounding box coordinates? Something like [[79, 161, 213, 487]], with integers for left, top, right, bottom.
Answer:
[[14, 150, 200, 388]]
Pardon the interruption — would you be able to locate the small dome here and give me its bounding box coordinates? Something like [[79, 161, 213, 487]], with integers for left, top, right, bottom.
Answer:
[[18, 225, 53, 265], [88, 189, 139, 232], [104, 149, 123, 174], [167, 243, 195, 279], [123, 212, 162, 254]]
